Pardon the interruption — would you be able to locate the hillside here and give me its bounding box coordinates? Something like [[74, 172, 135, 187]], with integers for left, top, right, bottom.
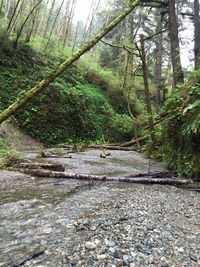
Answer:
[[0, 45, 134, 146], [0, 122, 43, 152]]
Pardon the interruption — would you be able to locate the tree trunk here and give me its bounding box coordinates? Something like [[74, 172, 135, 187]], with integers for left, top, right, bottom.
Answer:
[[13, 0, 43, 48], [6, 0, 21, 33], [45, 0, 65, 50], [154, 13, 163, 107], [88, 145, 135, 151], [4, 0, 10, 19], [168, 0, 184, 87], [43, 0, 56, 38], [72, 21, 80, 52], [25, 4, 39, 43], [0, 0, 4, 17], [0, 0, 140, 125], [8, 0, 25, 34], [194, 0, 200, 69], [140, 35, 156, 144], [19, 168, 192, 185], [63, 0, 77, 47]]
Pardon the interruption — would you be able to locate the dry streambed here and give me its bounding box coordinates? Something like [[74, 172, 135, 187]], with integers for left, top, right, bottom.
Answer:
[[0, 150, 199, 267]]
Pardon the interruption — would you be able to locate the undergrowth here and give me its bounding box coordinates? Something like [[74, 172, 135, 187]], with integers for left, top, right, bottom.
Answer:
[[0, 40, 135, 145], [146, 83, 200, 180]]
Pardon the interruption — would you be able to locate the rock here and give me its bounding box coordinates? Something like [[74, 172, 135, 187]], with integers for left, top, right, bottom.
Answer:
[[85, 242, 96, 250], [97, 254, 107, 261], [82, 218, 90, 226], [109, 247, 116, 254], [190, 254, 198, 262], [123, 255, 129, 264], [108, 241, 116, 247], [177, 247, 184, 253], [113, 249, 121, 258], [94, 239, 101, 247]]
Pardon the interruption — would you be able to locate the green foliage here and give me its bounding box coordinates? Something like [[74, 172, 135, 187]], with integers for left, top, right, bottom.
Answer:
[[147, 83, 200, 180], [0, 47, 134, 145], [78, 54, 131, 113], [107, 113, 134, 142], [29, 36, 73, 59]]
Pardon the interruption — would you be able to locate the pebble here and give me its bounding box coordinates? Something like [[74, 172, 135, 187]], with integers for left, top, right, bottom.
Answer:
[[97, 254, 107, 261], [85, 242, 96, 250], [2, 176, 199, 267]]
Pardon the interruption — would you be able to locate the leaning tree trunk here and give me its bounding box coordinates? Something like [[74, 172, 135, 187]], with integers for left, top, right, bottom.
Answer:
[[0, 0, 140, 125], [6, 0, 21, 33], [168, 0, 184, 87], [194, 0, 200, 69], [25, 4, 39, 43], [13, 0, 43, 48]]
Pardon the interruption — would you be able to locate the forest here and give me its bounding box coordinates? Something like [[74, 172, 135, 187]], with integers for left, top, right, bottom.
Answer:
[[0, 0, 200, 180], [0, 1, 200, 267]]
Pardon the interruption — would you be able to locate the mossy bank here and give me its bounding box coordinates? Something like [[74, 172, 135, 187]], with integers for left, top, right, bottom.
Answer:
[[0, 45, 134, 146]]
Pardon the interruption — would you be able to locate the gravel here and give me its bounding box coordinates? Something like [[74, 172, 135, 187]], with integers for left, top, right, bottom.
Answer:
[[1, 150, 199, 266], [60, 184, 200, 267]]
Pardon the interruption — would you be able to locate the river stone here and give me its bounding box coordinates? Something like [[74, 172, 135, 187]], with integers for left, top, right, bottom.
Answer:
[[108, 241, 116, 247], [97, 254, 107, 261], [109, 247, 116, 254], [177, 247, 184, 253], [94, 239, 101, 247], [85, 242, 96, 250], [82, 218, 90, 226]]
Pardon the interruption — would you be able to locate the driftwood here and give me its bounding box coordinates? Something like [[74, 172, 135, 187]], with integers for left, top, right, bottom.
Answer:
[[20, 169, 192, 185], [18, 162, 65, 172]]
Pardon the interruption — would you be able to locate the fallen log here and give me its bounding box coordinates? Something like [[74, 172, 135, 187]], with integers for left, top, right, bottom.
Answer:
[[117, 177, 192, 185], [41, 151, 72, 159], [20, 169, 192, 185], [119, 136, 149, 147], [42, 155, 72, 159], [18, 163, 65, 172], [127, 171, 174, 178], [88, 145, 135, 151]]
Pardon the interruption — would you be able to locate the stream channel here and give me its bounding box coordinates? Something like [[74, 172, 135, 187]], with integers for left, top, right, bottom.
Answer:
[[0, 150, 199, 266]]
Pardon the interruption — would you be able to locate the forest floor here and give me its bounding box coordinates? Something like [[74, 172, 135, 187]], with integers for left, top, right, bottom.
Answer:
[[0, 149, 199, 267]]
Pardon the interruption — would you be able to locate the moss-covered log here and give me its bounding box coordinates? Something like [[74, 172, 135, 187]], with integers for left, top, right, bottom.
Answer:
[[0, 0, 140, 125]]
